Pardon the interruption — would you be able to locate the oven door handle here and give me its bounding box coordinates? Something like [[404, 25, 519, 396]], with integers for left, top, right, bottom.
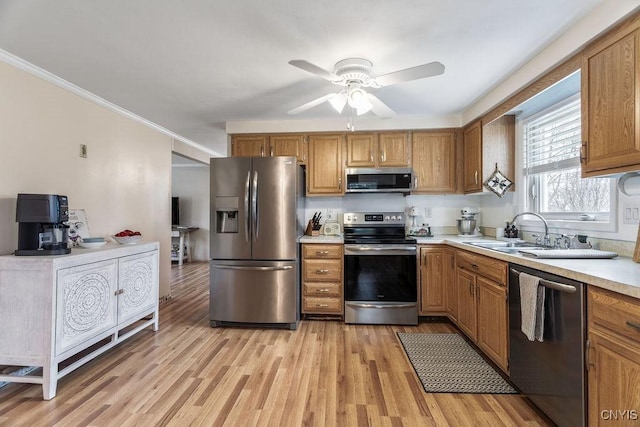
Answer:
[[345, 245, 417, 254], [345, 302, 417, 309]]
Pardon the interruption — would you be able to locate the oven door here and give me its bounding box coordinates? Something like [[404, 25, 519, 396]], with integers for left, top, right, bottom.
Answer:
[[344, 244, 418, 325]]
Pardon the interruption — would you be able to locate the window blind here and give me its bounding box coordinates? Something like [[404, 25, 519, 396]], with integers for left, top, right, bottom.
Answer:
[[523, 97, 581, 175]]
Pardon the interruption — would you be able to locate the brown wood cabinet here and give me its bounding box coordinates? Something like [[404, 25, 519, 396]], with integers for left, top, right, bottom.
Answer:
[[455, 249, 509, 372], [587, 287, 640, 425], [482, 115, 515, 192], [582, 16, 640, 177], [302, 244, 343, 316], [419, 246, 447, 315], [231, 135, 268, 157], [412, 130, 457, 193], [346, 132, 410, 167], [231, 134, 306, 163], [463, 121, 482, 193], [456, 267, 477, 341], [378, 132, 411, 167], [270, 134, 306, 163], [476, 276, 508, 373], [307, 134, 344, 196]]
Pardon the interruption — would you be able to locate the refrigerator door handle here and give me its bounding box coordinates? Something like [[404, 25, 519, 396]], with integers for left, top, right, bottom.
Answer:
[[252, 170, 259, 240], [212, 264, 293, 271], [244, 170, 251, 242]]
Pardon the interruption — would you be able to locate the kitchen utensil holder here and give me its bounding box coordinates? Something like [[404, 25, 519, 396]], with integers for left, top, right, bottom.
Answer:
[[305, 220, 320, 236]]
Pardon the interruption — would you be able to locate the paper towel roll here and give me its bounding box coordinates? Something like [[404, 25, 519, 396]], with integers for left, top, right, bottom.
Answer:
[[618, 172, 640, 196]]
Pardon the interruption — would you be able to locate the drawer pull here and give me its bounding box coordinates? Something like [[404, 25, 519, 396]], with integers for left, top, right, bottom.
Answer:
[[317, 289, 330, 293], [316, 304, 329, 308], [471, 263, 479, 270], [315, 250, 329, 256], [316, 269, 330, 274], [627, 321, 640, 332], [114, 289, 125, 296]]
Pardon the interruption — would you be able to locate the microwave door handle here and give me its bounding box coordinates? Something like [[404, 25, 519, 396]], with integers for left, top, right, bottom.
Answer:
[[244, 170, 250, 242], [252, 170, 259, 240]]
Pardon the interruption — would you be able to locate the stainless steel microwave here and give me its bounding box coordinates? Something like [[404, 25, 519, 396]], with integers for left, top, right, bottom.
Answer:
[[345, 167, 413, 193]]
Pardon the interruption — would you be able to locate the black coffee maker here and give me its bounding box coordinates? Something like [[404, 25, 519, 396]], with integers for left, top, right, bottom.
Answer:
[[15, 194, 71, 256]]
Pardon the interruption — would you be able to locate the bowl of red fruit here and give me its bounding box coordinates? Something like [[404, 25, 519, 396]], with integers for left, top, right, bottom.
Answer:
[[112, 230, 142, 244]]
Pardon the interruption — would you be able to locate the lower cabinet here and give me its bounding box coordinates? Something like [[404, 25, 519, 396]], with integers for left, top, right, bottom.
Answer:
[[301, 244, 344, 316], [587, 286, 640, 426], [419, 245, 456, 316], [0, 243, 159, 400], [476, 276, 508, 373], [455, 249, 509, 373]]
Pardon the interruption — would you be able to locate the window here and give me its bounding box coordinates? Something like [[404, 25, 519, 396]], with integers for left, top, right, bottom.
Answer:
[[522, 94, 615, 224]]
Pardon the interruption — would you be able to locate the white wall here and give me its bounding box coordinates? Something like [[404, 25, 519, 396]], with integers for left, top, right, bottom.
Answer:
[[0, 60, 173, 297], [171, 164, 210, 261]]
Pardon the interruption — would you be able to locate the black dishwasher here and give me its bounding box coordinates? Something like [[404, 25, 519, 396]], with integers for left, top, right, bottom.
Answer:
[[509, 264, 586, 427]]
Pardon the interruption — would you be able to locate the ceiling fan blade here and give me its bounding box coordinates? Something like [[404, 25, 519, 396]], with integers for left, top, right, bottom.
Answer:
[[367, 94, 396, 118], [375, 61, 445, 87], [288, 93, 340, 115], [289, 60, 340, 82]]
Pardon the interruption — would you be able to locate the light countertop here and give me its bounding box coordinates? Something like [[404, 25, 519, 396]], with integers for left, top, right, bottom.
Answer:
[[298, 234, 640, 300]]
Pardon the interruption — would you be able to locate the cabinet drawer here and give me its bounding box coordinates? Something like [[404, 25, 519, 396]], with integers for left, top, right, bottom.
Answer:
[[303, 259, 342, 281], [303, 296, 343, 314], [303, 282, 342, 298], [456, 250, 507, 286], [302, 244, 343, 259], [589, 287, 640, 342]]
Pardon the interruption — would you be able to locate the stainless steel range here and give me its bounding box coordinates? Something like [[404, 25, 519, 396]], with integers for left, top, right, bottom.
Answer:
[[343, 212, 418, 325]]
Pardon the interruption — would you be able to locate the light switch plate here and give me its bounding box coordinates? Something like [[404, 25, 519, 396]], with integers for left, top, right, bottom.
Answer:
[[623, 202, 640, 224]]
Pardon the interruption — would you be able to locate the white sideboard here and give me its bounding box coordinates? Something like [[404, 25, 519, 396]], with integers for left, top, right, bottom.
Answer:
[[0, 242, 159, 399]]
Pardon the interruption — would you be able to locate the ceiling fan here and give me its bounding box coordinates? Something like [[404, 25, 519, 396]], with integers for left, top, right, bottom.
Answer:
[[287, 58, 445, 118]]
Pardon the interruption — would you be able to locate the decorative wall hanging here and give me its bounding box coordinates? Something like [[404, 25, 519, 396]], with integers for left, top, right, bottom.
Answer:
[[484, 163, 513, 197]]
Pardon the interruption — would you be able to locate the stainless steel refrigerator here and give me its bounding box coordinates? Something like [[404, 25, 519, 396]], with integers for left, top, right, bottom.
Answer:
[[209, 156, 305, 329]]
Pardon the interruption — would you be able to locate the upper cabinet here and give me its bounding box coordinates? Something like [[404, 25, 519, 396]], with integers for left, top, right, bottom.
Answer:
[[270, 134, 307, 164], [463, 121, 483, 193], [378, 132, 411, 167], [462, 116, 515, 194], [231, 135, 268, 157], [231, 134, 306, 163], [346, 132, 410, 167], [412, 130, 457, 193], [346, 133, 378, 167], [581, 16, 640, 177], [307, 134, 344, 196]]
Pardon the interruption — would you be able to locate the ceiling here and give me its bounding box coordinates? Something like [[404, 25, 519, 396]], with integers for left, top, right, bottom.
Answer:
[[0, 1, 607, 155]]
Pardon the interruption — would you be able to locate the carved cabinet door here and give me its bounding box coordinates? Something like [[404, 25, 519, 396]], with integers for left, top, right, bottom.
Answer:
[[56, 260, 118, 355], [117, 251, 158, 324]]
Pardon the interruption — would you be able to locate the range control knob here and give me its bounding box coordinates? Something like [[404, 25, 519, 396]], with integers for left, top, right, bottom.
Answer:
[[346, 215, 351, 222], [397, 215, 403, 221], [390, 215, 396, 220], [384, 215, 390, 221]]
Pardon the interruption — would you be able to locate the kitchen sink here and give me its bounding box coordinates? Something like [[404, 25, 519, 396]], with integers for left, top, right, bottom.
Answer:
[[464, 240, 548, 253]]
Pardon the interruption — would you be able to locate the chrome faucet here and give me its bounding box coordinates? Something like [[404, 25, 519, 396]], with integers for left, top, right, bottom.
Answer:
[[509, 212, 551, 247]]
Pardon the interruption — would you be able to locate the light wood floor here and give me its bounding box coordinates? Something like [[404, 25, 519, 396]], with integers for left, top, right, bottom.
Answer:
[[0, 262, 551, 426]]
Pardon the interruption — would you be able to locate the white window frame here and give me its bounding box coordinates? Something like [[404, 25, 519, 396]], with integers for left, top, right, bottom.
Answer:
[[517, 94, 617, 233]]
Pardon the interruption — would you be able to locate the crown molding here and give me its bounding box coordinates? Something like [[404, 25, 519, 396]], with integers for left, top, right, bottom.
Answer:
[[0, 49, 219, 157]]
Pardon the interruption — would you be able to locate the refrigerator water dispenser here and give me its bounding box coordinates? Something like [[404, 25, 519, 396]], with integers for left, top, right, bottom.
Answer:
[[215, 197, 239, 233]]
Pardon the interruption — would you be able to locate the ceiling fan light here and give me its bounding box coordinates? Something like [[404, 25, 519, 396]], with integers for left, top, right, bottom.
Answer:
[[355, 99, 373, 115], [348, 87, 367, 108], [328, 93, 347, 113]]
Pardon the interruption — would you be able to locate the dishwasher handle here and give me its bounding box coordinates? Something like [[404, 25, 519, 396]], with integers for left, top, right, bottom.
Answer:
[[510, 268, 577, 294]]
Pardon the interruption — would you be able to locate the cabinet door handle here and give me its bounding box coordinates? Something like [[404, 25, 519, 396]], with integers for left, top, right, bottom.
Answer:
[[474, 170, 478, 185], [627, 321, 640, 332], [338, 178, 342, 191], [414, 177, 418, 188], [114, 289, 125, 296], [261, 146, 264, 157], [580, 142, 587, 164], [370, 151, 374, 164], [270, 146, 274, 157]]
